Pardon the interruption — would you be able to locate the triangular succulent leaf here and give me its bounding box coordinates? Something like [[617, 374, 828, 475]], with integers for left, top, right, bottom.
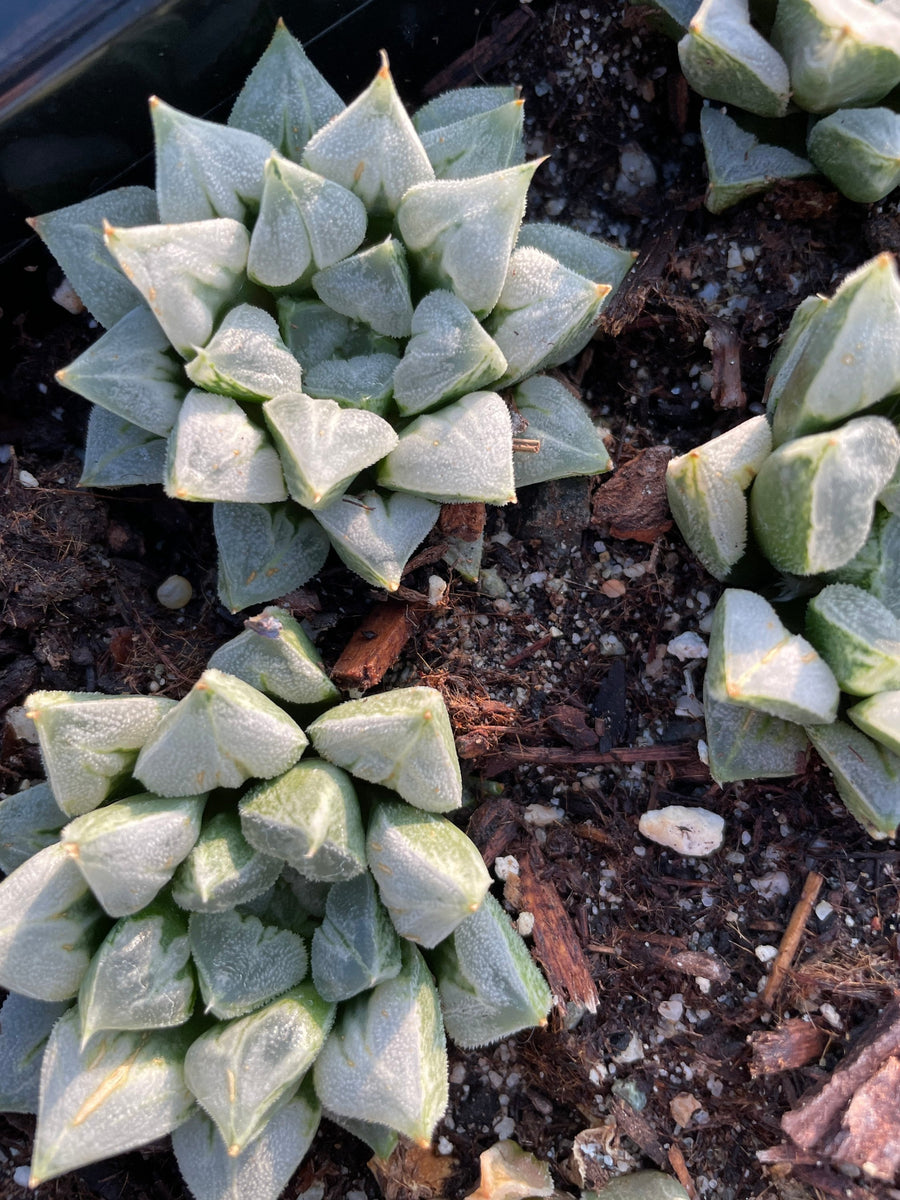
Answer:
[[170, 812, 283, 914], [79, 408, 167, 488], [312, 238, 414, 338], [189, 909, 307, 1019], [0, 782, 67, 876], [311, 872, 402, 1002], [413, 86, 518, 133], [308, 686, 462, 813], [207, 606, 339, 706], [276, 297, 397, 369], [702, 677, 809, 785], [314, 490, 440, 591], [512, 375, 612, 488], [303, 352, 399, 414], [134, 669, 307, 796], [264, 392, 398, 509], [25, 691, 175, 816], [239, 760, 366, 883], [421, 100, 526, 179], [678, 0, 791, 116], [830, 508, 900, 617], [808, 108, 900, 203], [366, 798, 491, 947], [213, 501, 331, 612], [805, 721, 900, 838], [0, 993, 71, 1114], [184, 304, 304, 402], [700, 107, 814, 214], [312, 942, 448, 1145], [229, 19, 344, 158], [301, 52, 433, 214], [151, 97, 272, 224], [30, 1010, 196, 1184], [847, 690, 900, 758], [516, 222, 638, 290], [61, 793, 206, 917], [55, 305, 187, 436], [28, 186, 158, 328], [805, 583, 900, 695], [183, 982, 334, 1155]]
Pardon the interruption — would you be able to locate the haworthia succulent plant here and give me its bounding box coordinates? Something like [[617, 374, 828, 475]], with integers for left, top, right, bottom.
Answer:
[[33, 22, 632, 606], [3, 638, 551, 1200]]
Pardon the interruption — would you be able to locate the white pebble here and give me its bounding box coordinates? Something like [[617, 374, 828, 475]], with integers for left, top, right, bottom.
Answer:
[[659, 995, 684, 1022], [494, 854, 520, 881], [751, 870, 790, 900], [524, 803, 562, 827], [517, 911, 535, 938], [494, 1115, 516, 1140], [5, 706, 39, 743], [18, 469, 39, 488], [815, 900, 834, 921], [13, 1166, 31, 1187], [755, 944, 779, 964], [437, 1136, 454, 1156], [52, 276, 85, 314], [427, 575, 447, 606], [638, 806, 725, 857], [667, 631, 708, 661], [820, 1003, 843, 1030], [156, 575, 192, 609]]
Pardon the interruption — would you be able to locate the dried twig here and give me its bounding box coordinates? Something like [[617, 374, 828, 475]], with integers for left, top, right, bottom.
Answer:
[[762, 870, 825, 1008]]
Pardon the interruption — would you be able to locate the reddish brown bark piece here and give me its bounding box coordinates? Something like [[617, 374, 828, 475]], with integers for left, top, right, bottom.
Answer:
[[762, 870, 824, 1008], [545, 704, 598, 750], [480, 742, 705, 778], [330, 601, 417, 692], [516, 841, 599, 1019], [438, 501, 486, 543], [827, 1054, 900, 1182], [781, 997, 900, 1166], [748, 1018, 829, 1076], [465, 797, 521, 867], [704, 316, 746, 411], [596, 217, 684, 338], [591, 445, 674, 543], [609, 1098, 667, 1168], [422, 7, 534, 95]]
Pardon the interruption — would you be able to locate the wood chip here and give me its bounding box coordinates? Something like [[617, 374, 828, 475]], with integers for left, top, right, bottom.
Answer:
[[749, 1018, 829, 1076], [591, 445, 674, 543], [330, 601, 418, 691], [704, 316, 746, 411], [762, 870, 824, 1008], [438, 501, 486, 543], [422, 8, 534, 95]]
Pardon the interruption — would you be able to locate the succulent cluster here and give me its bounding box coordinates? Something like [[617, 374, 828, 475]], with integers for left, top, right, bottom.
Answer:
[[640, 0, 900, 210], [30, 21, 635, 611], [0, 609, 551, 1198], [667, 253, 900, 837]]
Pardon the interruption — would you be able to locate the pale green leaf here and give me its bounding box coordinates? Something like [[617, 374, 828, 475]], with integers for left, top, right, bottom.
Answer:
[[213, 501, 331, 613], [207, 606, 339, 706], [808, 108, 900, 203], [303, 352, 399, 414], [314, 490, 440, 591], [702, 677, 809, 785], [512, 375, 613, 488], [422, 100, 525, 179], [189, 909, 307, 1019], [80, 408, 167, 489], [312, 238, 414, 339], [0, 782, 67, 875], [678, 0, 790, 116], [806, 583, 900, 695], [171, 812, 283, 914], [806, 720, 900, 838], [0, 993, 70, 1114], [184, 304, 304, 402], [700, 107, 814, 214], [311, 872, 402, 1002]]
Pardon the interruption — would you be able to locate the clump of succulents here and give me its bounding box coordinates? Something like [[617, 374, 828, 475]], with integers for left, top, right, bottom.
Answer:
[[637, 0, 900, 210], [666, 252, 900, 837], [29, 22, 635, 611], [0, 608, 551, 1198]]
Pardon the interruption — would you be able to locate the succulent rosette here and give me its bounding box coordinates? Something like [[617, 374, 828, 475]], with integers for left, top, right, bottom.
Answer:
[[0, 609, 551, 1198], [31, 22, 634, 610], [666, 254, 900, 838]]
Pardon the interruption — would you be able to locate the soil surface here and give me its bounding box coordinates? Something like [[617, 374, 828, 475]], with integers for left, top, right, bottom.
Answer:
[[2, 4, 900, 1200]]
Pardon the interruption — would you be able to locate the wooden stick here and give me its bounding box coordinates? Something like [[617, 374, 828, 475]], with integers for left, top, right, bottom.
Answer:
[[331, 601, 417, 692], [762, 870, 824, 1009], [667, 1144, 697, 1200]]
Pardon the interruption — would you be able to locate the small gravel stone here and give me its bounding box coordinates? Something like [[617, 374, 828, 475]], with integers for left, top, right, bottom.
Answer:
[[751, 870, 790, 900], [494, 854, 520, 881], [638, 806, 725, 857], [670, 1091, 701, 1127], [666, 631, 708, 661], [658, 995, 684, 1022], [156, 575, 193, 609], [18, 469, 39, 488], [755, 943, 779, 964], [13, 1166, 31, 1187]]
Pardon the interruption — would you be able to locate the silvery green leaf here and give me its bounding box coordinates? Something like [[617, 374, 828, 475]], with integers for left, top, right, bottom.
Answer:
[[166, 390, 287, 503], [413, 86, 518, 133], [805, 583, 900, 695], [393, 290, 507, 416], [184, 305, 303, 402], [239, 760, 366, 883], [830, 508, 900, 616], [0, 782, 67, 875], [512, 375, 612, 488], [847, 690, 900, 757], [678, 0, 790, 116], [805, 721, 900, 838], [302, 52, 433, 214], [281, 867, 331, 920], [0, 993, 70, 1113], [303, 352, 399, 414], [263, 392, 398, 509], [323, 1108, 399, 1160], [750, 416, 900, 574], [172, 1083, 320, 1200], [442, 528, 484, 583], [103, 217, 249, 357], [25, 690, 175, 816], [277, 298, 397, 369], [151, 97, 272, 224], [28, 186, 157, 328], [422, 100, 525, 179], [432, 891, 551, 1048], [312, 238, 414, 339], [396, 161, 542, 317], [702, 677, 809, 785], [229, 19, 344, 159], [56, 306, 186, 436], [61, 793, 206, 917], [31, 1009, 196, 1185], [665, 413, 772, 580], [379, 391, 514, 505], [771, 0, 900, 112], [0, 844, 106, 1001], [207, 606, 339, 706], [189, 910, 307, 1019], [313, 942, 447, 1145], [489, 250, 610, 385], [171, 812, 283, 913], [366, 798, 491, 947], [700, 107, 815, 214], [135, 669, 307, 796], [248, 155, 367, 289], [764, 294, 826, 416], [705, 589, 839, 724], [308, 686, 462, 813], [214, 501, 331, 612], [80, 407, 168, 488], [77, 900, 194, 1043], [769, 255, 900, 446], [808, 108, 900, 203], [183, 982, 334, 1156], [519, 222, 637, 288], [314, 489, 440, 591], [310, 872, 402, 1002]]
